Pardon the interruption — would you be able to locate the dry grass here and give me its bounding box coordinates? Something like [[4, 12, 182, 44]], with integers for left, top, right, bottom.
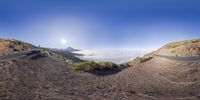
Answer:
[[157, 39, 200, 56], [0, 39, 34, 56]]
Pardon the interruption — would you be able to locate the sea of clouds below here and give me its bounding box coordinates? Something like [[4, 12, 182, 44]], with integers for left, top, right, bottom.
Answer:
[[73, 50, 150, 64]]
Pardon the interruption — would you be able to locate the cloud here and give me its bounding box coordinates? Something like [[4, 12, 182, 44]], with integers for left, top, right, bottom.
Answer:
[[74, 50, 149, 64]]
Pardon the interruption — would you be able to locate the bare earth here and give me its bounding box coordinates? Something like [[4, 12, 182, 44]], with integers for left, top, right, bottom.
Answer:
[[1, 51, 200, 99], [1, 39, 200, 99], [157, 39, 200, 56]]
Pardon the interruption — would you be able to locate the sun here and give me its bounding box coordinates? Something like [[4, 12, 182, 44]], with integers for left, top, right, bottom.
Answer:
[[61, 39, 67, 44]]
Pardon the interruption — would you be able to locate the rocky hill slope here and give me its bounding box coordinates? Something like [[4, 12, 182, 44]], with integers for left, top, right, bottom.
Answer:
[[1, 39, 200, 99], [157, 39, 200, 56], [0, 39, 34, 56]]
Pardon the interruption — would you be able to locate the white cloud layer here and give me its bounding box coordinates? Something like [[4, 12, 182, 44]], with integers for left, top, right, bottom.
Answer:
[[74, 50, 150, 64]]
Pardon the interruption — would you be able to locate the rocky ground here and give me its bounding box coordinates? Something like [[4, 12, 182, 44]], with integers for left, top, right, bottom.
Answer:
[[0, 39, 34, 56], [157, 39, 200, 56], [1, 39, 200, 99]]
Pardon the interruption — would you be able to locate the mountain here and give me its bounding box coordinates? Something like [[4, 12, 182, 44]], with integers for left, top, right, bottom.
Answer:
[[1, 39, 200, 99], [50, 49, 84, 63], [65, 47, 80, 51]]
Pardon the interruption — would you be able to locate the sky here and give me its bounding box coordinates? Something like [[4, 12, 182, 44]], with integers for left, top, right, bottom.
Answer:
[[0, 0, 200, 50]]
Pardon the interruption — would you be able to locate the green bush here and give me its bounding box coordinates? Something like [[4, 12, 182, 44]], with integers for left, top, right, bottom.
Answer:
[[73, 61, 118, 72], [73, 61, 97, 72], [14, 41, 24, 45], [98, 62, 118, 70], [131, 54, 153, 65]]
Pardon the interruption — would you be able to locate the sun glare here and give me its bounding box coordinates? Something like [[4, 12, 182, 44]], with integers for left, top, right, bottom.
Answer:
[[61, 39, 67, 44]]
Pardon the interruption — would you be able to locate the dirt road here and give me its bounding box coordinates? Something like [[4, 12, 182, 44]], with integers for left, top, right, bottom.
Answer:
[[155, 54, 200, 62]]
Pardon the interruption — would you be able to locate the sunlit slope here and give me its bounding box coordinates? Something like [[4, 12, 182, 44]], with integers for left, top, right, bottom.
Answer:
[[106, 39, 200, 99], [0, 39, 35, 56], [157, 39, 200, 56], [127, 39, 200, 66]]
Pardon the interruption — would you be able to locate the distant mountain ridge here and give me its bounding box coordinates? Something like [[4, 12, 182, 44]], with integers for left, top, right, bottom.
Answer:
[[49, 47, 80, 52], [65, 47, 80, 51]]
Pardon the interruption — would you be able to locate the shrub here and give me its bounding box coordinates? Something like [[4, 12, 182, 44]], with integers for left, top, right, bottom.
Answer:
[[13, 48, 21, 52], [38, 48, 54, 56], [73, 61, 97, 72], [131, 54, 153, 65], [98, 62, 118, 70], [171, 50, 176, 54], [14, 41, 24, 45], [73, 61, 118, 72]]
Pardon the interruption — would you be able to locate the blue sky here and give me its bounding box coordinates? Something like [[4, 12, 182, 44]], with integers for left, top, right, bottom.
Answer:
[[0, 0, 200, 50]]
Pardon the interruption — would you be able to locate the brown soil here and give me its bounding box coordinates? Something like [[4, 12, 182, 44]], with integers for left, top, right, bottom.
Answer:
[[0, 39, 34, 56], [1, 39, 200, 99], [1, 52, 200, 99], [157, 39, 200, 56]]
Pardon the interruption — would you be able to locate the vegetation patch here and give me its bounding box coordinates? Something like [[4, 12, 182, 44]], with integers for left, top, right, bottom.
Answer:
[[13, 40, 25, 45], [13, 48, 22, 52], [133, 56, 153, 65], [171, 50, 176, 54], [98, 62, 118, 70], [134, 53, 154, 64], [38, 48, 54, 56], [73, 61, 119, 72]]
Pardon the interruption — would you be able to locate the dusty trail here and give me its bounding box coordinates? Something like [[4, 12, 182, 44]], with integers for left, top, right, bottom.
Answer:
[[0, 49, 39, 61], [1, 51, 200, 99], [155, 54, 200, 62], [102, 57, 200, 99]]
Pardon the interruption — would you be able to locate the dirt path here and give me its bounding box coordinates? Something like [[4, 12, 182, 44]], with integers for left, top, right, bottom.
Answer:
[[155, 54, 200, 62], [0, 49, 37, 61]]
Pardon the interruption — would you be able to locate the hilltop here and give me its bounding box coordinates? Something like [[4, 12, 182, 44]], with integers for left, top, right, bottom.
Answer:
[[1, 39, 200, 99]]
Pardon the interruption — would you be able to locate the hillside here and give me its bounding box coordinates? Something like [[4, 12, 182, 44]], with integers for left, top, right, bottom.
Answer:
[[0, 51, 99, 99], [0, 39, 35, 56], [0, 39, 96, 99], [1, 39, 200, 99], [107, 39, 200, 99], [157, 39, 200, 56], [126, 39, 200, 66], [50, 49, 84, 63]]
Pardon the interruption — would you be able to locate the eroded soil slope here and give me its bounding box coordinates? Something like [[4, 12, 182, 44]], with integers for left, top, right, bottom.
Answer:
[[0, 39, 34, 56], [157, 39, 200, 56]]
